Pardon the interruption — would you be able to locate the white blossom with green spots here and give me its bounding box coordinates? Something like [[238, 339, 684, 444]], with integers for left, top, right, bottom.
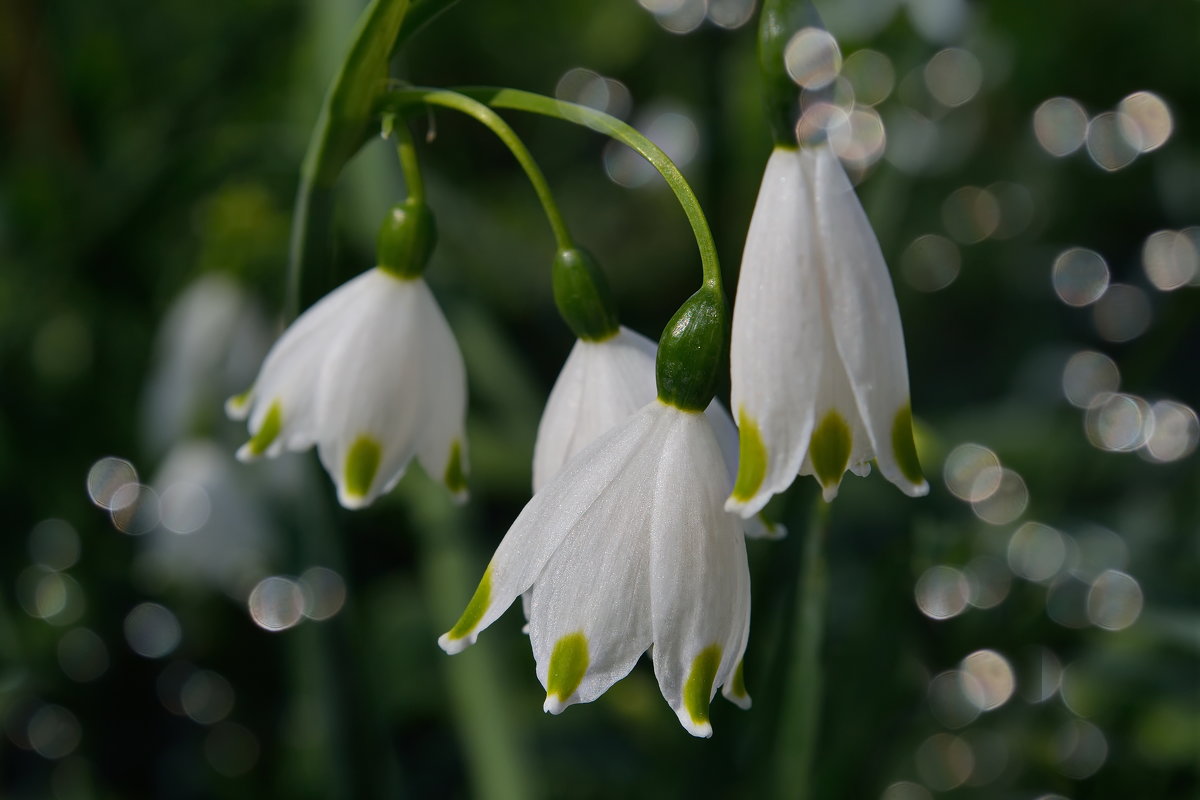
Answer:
[[440, 399, 752, 738], [727, 144, 928, 516], [227, 267, 468, 509]]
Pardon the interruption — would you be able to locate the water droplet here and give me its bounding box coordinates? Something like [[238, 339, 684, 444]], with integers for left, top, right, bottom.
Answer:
[[915, 565, 971, 620], [924, 48, 982, 108], [970, 469, 1028, 525], [1052, 248, 1109, 307], [1086, 111, 1140, 171], [1007, 522, 1066, 583], [109, 483, 161, 535], [842, 49, 895, 107], [299, 567, 347, 621], [1142, 229, 1198, 291], [960, 650, 1015, 711], [901, 233, 961, 292], [1085, 392, 1152, 451], [784, 27, 842, 90], [248, 576, 305, 632], [159, 481, 211, 534], [1092, 283, 1151, 343], [124, 603, 182, 658], [1033, 97, 1088, 157], [1061, 351, 1120, 409], [1117, 91, 1172, 153], [943, 443, 1001, 502], [942, 186, 1000, 244], [86, 457, 138, 510], [928, 670, 982, 728], [915, 733, 974, 791], [1087, 570, 1143, 630], [1143, 400, 1199, 462]]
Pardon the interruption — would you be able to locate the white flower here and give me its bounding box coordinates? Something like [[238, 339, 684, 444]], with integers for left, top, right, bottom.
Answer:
[[534, 325, 783, 538], [726, 144, 928, 516], [227, 267, 468, 509], [440, 399, 752, 738]]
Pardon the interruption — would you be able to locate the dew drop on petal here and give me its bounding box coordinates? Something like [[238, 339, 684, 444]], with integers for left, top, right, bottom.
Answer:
[[1033, 97, 1088, 157], [785, 27, 842, 89], [1061, 351, 1120, 409], [248, 576, 305, 632], [86, 457, 138, 510], [915, 566, 971, 620], [1087, 570, 1143, 630]]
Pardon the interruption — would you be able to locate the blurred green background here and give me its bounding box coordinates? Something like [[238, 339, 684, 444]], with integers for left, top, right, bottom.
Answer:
[[1, 0, 1197, 797]]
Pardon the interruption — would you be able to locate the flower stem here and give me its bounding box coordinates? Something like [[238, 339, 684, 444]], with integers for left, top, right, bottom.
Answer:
[[772, 498, 830, 798], [470, 87, 721, 293], [383, 87, 574, 252], [385, 115, 425, 203]]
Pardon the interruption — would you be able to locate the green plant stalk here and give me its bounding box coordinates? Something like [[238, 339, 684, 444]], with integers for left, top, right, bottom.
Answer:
[[772, 499, 829, 798], [381, 88, 574, 251], [445, 86, 724, 294], [286, 0, 412, 319], [407, 483, 536, 800], [386, 115, 426, 203]]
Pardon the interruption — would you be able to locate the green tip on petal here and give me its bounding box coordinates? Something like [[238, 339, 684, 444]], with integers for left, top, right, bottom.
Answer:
[[731, 409, 767, 502], [810, 410, 852, 491], [343, 436, 382, 502], [892, 406, 925, 485], [682, 644, 722, 733], [245, 401, 283, 456], [545, 631, 589, 712], [444, 438, 467, 495], [447, 566, 492, 643]]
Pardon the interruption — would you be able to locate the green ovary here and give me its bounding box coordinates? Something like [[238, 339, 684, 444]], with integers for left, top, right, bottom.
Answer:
[[731, 409, 767, 502], [891, 406, 924, 484], [683, 644, 722, 727], [546, 631, 589, 703], [447, 566, 492, 641], [343, 436, 382, 500], [246, 401, 283, 456], [810, 410, 852, 489]]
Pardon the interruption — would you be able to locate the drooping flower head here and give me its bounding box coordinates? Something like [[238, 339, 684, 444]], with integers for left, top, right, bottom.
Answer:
[[441, 287, 752, 737], [228, 199, 469, 509], [726, 143, 928, 517]]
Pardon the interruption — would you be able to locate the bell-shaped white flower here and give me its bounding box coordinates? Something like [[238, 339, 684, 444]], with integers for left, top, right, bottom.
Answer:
[[534, 325, 783, 539], [440, 399, 752, 738], [727, 144, 928, 516], [227, 267, 468, 509]]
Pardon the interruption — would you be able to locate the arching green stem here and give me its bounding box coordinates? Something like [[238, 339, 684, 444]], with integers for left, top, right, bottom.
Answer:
[[410, 86, 725, 295], [383, 87, 573, 252], [383, 114, 426, 203]]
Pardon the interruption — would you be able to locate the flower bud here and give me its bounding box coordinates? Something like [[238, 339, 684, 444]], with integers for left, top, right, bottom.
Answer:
[[377, 198, 436, 278], [656, 286, 729, 412], [552, 248, 620, 341]]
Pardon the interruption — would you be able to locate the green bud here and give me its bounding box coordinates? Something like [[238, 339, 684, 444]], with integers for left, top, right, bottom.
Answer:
[[552, 248, 620, 341], [377, 198, 436, 279], [656, 286, 729, 412]]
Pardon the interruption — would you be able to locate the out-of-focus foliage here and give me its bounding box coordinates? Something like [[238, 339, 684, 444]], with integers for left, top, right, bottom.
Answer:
[[1, 0, 1197, 797]]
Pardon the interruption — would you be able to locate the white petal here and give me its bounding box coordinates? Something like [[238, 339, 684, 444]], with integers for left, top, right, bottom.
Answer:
[[313, 271, 427, 508], [410, 284, 469, 501], [648, 410, 751, 737], [234, 269, 374, 458], [438, 402, 664, 655], [727, 147, 826, 517], [811, 146, 928, 496], [706, 399, 785, 539], [532, 326, 657, 493]]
